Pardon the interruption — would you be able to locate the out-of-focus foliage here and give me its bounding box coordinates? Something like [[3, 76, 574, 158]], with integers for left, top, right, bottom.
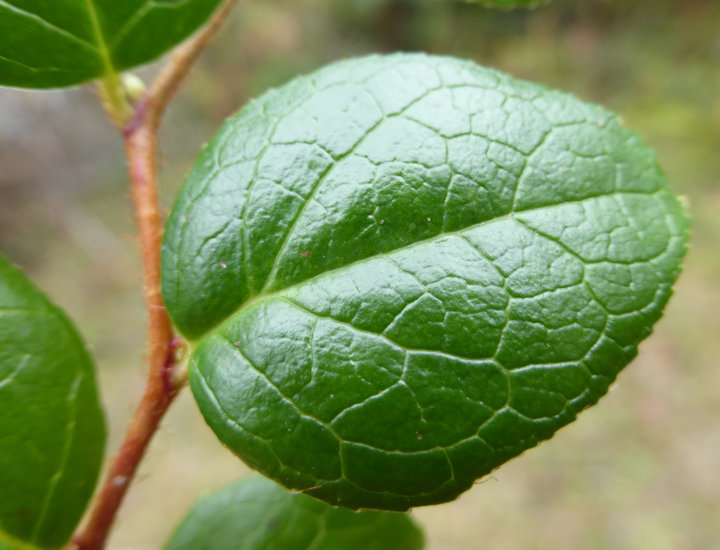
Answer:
[[165, 476, 424, 550], [454, 0, 547, 9], [0, 0, 717, 548]]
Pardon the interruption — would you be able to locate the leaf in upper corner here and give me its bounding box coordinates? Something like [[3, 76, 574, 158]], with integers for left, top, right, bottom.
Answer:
[[161, 53, 689, 510], [0, 254, 105, 549], [0, 0, 223, 89], [164, 475, 424, 550]]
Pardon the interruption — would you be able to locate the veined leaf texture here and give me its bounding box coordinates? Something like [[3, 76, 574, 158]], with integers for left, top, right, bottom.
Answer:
[[162, 53, 689, 510]]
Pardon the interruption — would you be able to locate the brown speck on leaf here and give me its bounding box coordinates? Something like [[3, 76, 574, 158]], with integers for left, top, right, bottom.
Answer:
[[416, 430, 423, 440], [300, 250, 311, 259], [233, 340, 242, 347], [219, 261, 227, 269]]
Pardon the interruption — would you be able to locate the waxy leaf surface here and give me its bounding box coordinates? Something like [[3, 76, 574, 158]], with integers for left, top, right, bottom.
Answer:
[[165, 475, 424, 550], [0, 255, 105, 548], [162, 53, 689, 510], [0, 0, 222, 88]]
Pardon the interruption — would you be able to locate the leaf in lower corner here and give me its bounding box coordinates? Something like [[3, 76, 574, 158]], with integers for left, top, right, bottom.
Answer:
[[0, 0, 223, 89], [161, 53, 689, 511], [164, 475, 424, 550], [0, 254, 105, 549]]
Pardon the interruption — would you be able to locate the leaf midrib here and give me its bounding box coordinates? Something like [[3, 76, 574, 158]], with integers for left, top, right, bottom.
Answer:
[[29, 374, 84, 544], [187, 188, 664, 346], [82, 0, 115, 78]]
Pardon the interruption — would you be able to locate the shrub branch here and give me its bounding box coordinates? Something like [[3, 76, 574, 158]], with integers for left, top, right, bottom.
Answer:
[[73, 2, 239, 548]]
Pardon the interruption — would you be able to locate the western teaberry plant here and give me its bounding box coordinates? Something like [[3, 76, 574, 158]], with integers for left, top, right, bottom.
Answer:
[[0, 0, 689, 549]]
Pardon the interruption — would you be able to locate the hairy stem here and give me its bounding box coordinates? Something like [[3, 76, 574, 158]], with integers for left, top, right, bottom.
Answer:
[[73, 2, 239, 548]]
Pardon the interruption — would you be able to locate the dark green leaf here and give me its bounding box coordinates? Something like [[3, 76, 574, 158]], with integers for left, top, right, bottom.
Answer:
[[165, 475, 424, 550], [162, 53, 689, 510], [0, 0, 222, 89], [0, 255, 105, 548]]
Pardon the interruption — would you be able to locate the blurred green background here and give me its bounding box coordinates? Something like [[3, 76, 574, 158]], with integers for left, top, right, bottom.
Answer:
[[1, 0, 718, 548]]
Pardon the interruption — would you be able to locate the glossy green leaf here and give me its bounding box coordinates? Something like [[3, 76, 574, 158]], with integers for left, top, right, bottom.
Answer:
[[0, 255, 105, 548], [0, 0, 222, 89], [162, 53, 689, 510], [165, 475, 424, 550]]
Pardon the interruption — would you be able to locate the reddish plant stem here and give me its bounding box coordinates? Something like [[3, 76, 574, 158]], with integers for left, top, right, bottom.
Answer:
[[73, 2, 238, 549]]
